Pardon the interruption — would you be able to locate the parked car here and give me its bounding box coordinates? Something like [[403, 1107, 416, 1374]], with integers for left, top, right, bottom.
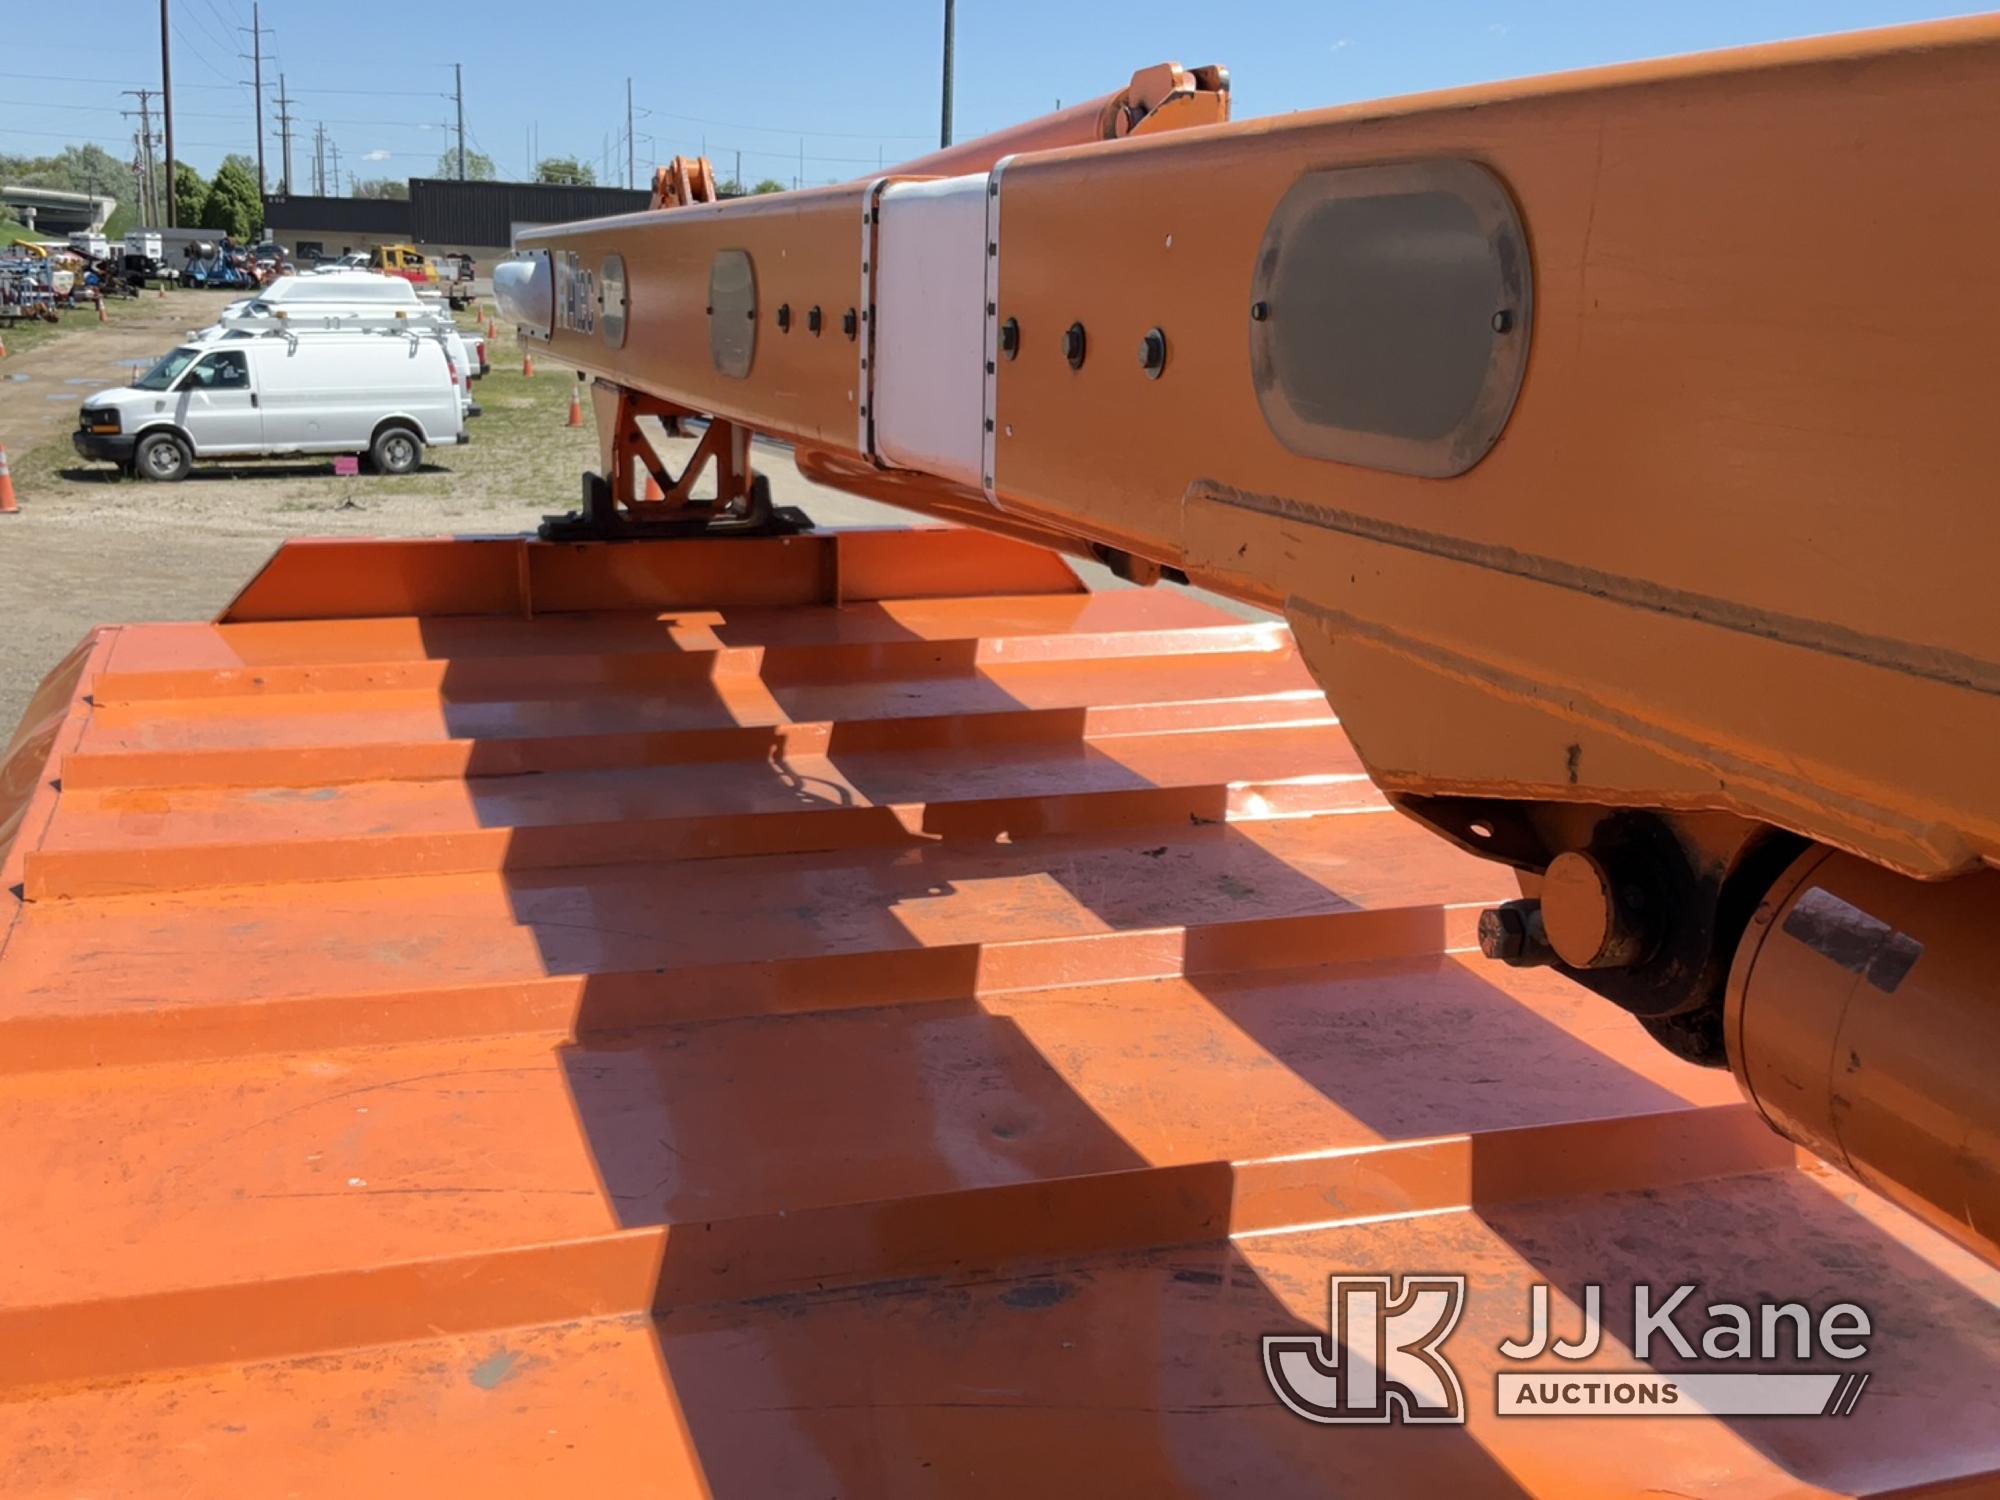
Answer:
[[315, 253, 370, 272], [73, 328, 468, 481]]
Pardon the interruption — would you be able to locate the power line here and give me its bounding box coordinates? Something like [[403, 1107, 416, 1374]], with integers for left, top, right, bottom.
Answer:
[[0, 71, 296, 91], [201, 0, 240, 43], [286, 86, 441, 97], [246, 114, 439, 129], [637, 104, 928, 141], [0, 125, 242, 150], [183, 0, 238, 63], [184, 0, 236, 58], [171, 21, 236, 85], [0, 98, 243, 121], [0, 70, 159, 85], [712, 142, 897, 167]]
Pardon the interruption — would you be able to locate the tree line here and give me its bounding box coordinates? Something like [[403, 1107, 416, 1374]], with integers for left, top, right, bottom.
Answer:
[[4, 141, 797, 248]]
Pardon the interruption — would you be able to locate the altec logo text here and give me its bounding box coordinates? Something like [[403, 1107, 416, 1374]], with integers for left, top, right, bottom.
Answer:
[[1264, 1275, 1873, 1423]]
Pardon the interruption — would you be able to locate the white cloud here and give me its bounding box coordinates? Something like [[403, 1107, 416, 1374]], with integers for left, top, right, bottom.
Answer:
[[362, 149, 391, 162], [1487, 21, 1509, 35], [1331, 37, 1353, 50]]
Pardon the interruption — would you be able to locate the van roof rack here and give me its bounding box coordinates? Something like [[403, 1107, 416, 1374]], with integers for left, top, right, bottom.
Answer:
[[201, 310, 449, 338]]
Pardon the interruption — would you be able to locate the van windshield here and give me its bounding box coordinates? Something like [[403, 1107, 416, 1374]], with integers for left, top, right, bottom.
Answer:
[[132, 347, 202, 391]]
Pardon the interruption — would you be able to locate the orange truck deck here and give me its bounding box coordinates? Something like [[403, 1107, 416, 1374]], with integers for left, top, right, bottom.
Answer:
[[3, 529, 1998, 1497]]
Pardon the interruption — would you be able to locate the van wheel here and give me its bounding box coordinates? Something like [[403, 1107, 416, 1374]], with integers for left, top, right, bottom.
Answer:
[[136, 432, 191, 483], [370, 426, 422, 475]]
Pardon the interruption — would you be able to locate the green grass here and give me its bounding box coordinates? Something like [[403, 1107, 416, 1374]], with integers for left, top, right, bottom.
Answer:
[[11, 303, 603, 517], [0, 217, 35, 248], [1, 282, 159, 358]]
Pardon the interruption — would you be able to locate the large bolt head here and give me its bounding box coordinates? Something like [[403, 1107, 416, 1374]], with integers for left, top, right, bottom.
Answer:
[[1477, 899, 1554, 968], [1477, 905, 1525, 960]]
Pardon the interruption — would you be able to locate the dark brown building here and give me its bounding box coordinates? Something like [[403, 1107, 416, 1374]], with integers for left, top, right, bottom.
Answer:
[[264, 179, 652, 264]]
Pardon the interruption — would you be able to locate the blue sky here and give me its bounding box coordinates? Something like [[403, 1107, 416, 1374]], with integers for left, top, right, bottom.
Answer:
[[1, 0, 1984, 191]]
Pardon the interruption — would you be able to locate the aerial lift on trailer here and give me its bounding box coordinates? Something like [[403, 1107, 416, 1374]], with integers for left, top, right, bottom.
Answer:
[[2, 16, 1998, 1496]]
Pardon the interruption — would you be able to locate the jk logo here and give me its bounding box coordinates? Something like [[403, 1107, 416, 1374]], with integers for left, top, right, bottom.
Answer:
[[1264, 1274, 1468, 1424]]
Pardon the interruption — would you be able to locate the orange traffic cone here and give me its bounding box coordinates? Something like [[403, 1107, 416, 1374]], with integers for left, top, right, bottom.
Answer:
[[0, 444, 19, 515], [157, 282, 166, 298], [96, 294, 107, 323], [0, 333, 7, 359], [485, 316, 495, 340], [566, 386, 584, 428], [642, 471, 665, 501], [522, 351, 535, 378]]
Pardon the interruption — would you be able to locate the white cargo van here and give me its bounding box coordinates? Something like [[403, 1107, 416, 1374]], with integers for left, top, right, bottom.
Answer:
[[246, 273, 479, 382], [250, 271, 467, 351], [74, 328, 467, 482], [255, 270, 416, 308], [210, 297, 482, 413]]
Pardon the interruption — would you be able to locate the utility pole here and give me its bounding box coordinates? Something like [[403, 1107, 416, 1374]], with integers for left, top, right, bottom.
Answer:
[[122, 90, 159, 222], [313, 124, 325, 196], [275, 73, 293, 194], [939, 0, 955, 149], [160, 0, 177, 226], [734, 149, 741, 193], [626, 77, 634, 190], [796, 136, 803, 191], [131, 131, 151, 223], [329, 140, 341, 197], [453, 62, 466, 179], [240, 1, 271, 196]]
